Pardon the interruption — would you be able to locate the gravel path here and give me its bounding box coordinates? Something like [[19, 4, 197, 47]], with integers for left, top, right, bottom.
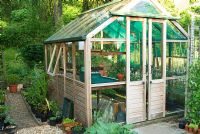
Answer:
[[16, 125, 64, 134], [6, 92, 38, 129]]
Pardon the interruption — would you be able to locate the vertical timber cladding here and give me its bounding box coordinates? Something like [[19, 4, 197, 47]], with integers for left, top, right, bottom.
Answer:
[[148, 19, 167, 120], [73, 81, 87, 125], [149, 81, 165, 119], [126, 17, 147, 124]]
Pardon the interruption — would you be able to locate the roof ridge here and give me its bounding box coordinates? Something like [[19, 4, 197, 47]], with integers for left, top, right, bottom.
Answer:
[[81, 0, 122, 15]]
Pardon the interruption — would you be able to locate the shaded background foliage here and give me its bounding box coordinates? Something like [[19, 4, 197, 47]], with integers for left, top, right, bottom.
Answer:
[[0, 0, 199, 67]]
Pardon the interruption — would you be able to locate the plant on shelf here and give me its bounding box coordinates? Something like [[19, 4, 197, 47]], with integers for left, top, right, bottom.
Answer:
[[108, 61, 125, 81]]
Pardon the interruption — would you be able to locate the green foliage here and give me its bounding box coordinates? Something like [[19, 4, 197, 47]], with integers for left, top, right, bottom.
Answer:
[[72, 125, 83, 132], [101, 89, 117, 97], [20, 44, 44, 68], [63, 4, 81, 24], [4, 116, 15, 125], [158, 0, 179, 16], [62, 118, 75, 124], [0, 90, 5, 104], [85, 121, 136, 134], [0, 105, 9, 118], [189, 123, 198, 129], [4, 48, 29, 84], [49, 101, 62, 117], [0, 20, 7, 29], [49, 116, 57, 120], [6, 74, 20, 85], [23, 68, 49, 113], [11, 9, 31, 22], [187, 59, 200, 125], [179, 10, 191, 30]]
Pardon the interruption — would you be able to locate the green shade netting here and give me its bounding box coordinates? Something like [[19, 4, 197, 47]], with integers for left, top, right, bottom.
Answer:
[[103, 19, 187, 41]]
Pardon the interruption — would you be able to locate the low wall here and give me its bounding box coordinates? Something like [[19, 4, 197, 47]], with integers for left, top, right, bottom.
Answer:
[[48, 75, 88, 126]]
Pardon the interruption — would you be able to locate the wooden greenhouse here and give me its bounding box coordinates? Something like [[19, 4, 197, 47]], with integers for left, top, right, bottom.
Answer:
[[44, 0, 189, 126]]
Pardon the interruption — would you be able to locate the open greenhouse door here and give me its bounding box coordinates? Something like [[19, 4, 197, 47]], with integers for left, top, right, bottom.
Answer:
[[126, 17, 147, 124], [147, 19, 167, 120]]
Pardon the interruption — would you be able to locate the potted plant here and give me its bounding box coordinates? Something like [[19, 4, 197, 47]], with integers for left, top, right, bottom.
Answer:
[[62, 118, 76, 128], [185, 123, 189, 131], [6, 74, 20, 93], [117, 73, 124, 81], [49, 116, 57, 126], [116, 61, 125, 81], [179, 118, 187, 129], [71, 126, 84, 134], [189, 123, 198, 133]]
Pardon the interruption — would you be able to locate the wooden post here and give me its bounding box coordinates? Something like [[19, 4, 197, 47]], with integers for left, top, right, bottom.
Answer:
[[162, 20, 167, 117], [53, 45, 62, 75], [148, 19, 152, 120], [84, 39, 92, 126], [72, 42, 76, 104], [101, 31, 103, 50], [48, 45, 57, 72], [50, 45, 53, 58], [45, 45, 48, 71], [63, 43, 67, 97], [72, 43, 76, 80], [142, 18, 147, 120], [126, 16, 130, 123]]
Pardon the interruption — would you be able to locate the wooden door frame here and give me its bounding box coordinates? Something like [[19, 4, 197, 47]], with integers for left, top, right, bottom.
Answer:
[[148, 18, 167, 119], [126, 17, 147, 123]]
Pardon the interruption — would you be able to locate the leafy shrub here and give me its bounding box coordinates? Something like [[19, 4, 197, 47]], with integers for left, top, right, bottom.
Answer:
[[187, 59, 200, 124], [23, 68, 49, 113], [85, 121, 136, 134], [49, 101, 62, 117], [20, 44, 44, 68], [6, 74, 20, 85]]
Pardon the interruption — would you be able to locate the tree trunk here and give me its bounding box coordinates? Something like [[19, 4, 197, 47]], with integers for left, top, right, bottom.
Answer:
[[53, 0, 62, 25]]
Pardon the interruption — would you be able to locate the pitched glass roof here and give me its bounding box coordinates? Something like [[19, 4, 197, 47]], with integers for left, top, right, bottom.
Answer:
[[44, 0, 187, 44]]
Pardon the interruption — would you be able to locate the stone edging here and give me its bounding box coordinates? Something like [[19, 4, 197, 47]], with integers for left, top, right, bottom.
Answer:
[[20, 92, 47, 126]]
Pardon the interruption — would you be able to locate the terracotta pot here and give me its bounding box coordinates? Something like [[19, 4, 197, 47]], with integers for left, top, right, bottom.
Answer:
[[193, 129, 198, 134], [117, 73, 124, 81], [9, 85, 18, 93], [189, 127, 193, 133], [63, 122, 79, 128], [198, 128, 200, 134], [185, 124, 189, 131], [66, 130, 72, 134], [99, 70, 105, 76]]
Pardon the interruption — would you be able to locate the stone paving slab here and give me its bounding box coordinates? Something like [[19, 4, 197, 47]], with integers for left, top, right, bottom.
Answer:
[[134, 121, 189, 134], [6, 92, 38, 130]]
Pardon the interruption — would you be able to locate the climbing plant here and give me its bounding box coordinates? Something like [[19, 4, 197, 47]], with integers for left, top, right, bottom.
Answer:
[[187, 59, 200, 124]]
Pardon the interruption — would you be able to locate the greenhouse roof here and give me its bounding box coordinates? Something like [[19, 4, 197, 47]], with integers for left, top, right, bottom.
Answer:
[[44, 0, 188, 44]]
